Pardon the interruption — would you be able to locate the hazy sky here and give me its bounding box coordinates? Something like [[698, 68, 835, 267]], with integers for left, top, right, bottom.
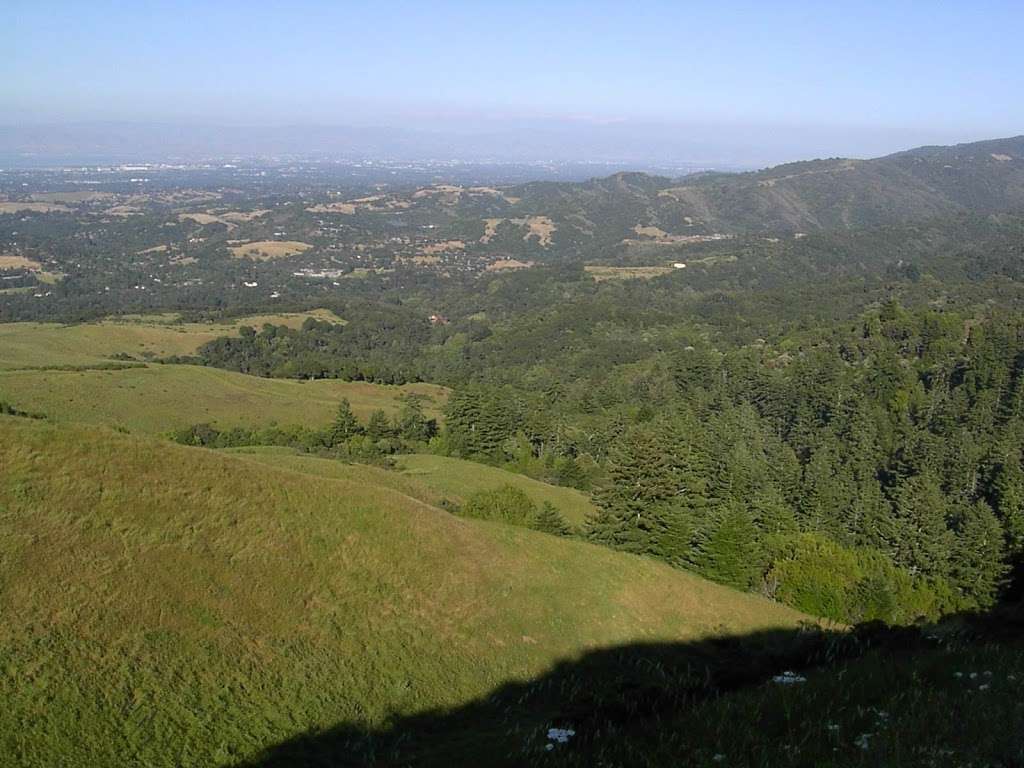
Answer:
[[5, 0, 1022, 158]]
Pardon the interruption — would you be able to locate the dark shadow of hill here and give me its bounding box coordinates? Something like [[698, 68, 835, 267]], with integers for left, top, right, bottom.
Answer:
[[233, 601, 1024, 768]]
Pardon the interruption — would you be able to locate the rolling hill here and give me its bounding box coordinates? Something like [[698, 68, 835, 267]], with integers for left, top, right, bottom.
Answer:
[[227, 449, 596, 525], [506, 135, 1024, 242], [0, 313, 446, 433], [0, 416, 809, 766]]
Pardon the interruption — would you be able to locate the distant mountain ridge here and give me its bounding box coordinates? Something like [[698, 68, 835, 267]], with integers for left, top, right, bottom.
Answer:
[[505, 134, 1024, 236]]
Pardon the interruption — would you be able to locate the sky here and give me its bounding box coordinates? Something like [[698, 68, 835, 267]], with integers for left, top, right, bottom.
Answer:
[[4, 0, 1023, 162]]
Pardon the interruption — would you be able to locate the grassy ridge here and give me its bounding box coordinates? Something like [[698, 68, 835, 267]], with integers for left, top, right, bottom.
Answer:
[[0, 310, 344, 370], [397, 453, 597, 524], [225, 449, 596, 524], [0, 313, 446, 434], [0, 364, 446, 433], [0, 417, 808, 766]]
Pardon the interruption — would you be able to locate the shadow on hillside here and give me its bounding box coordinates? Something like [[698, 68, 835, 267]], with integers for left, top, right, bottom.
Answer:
[[233, 602, 1023, 768]]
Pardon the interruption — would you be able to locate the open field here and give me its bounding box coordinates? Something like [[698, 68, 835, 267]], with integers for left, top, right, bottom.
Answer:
[[0, 364, 446, 433], [230, 240, 313, 260], [224, 448, 595, 524], [584, 265, 677, 281], [0, 417, 809, 766], [0, 310, 344, 370], [397, 453, 596, 524], [0, 255, 43, 270], [0, 202, 71, 214]]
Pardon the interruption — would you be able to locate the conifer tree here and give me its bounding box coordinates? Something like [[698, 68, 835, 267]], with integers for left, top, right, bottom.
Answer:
[[693, 501, 763, 590], [950, 500, 1008, 606], [328, 398, 361, 447], [533, 502, 573, 537], [366, 409, 391, 441], [887, 472, 955, 579]]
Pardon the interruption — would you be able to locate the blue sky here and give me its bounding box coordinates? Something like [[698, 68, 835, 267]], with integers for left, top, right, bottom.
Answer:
[[4, 1, 1022, 156]]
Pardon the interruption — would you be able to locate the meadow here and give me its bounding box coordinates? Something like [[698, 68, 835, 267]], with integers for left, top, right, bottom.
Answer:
[[0, 310, 344, 370], [225, 449, 596, 524], [0, 416, 808, 767], [0, 364, 445, 433], [0, 311, 447, 433]]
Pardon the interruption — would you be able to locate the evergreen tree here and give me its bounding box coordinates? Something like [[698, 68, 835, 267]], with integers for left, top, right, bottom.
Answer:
[[887, 472, 955, 579], [533, 502, 573, 537], [366, 409, 392, 440], [694, 501, 763, 590], [328, 399, 361, 447], [950, 500, 1008, 607]]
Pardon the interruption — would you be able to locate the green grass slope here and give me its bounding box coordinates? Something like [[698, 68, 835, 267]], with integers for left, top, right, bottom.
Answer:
[[0, 311, 344, 370], [0, 417, 808, 767], [226, 448, 594, 525], [397, 453, 596, 524], [0, 364, 446, 433]]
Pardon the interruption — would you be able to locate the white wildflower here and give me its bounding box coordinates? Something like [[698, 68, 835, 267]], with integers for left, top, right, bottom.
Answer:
[[979, 684, 990, 691], [713, 755, 725, 763], [772, 670, 807, 685], [546, 727, 575, 744], [855, 733, 872, 750]]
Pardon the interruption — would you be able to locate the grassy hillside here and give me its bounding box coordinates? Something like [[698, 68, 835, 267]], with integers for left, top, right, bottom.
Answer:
[[0, 363, 445, 433], [397, 453, 596, 524], [0, 310, 344, 370], [0, 416, 809, 767], [225, 448, 595, 524]]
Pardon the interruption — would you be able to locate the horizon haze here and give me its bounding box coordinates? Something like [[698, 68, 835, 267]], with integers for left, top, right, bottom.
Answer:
[[5, 1, 1023, 167]]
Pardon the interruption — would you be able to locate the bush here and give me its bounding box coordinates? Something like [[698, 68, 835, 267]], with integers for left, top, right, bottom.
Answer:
[[461, 486, 537, 527], [764, 533, 956, 625]]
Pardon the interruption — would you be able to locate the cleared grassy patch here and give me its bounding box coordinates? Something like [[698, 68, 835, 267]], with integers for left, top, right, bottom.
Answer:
[[0, 255, 43, 270], [0, 417, 809, 767], [0, 364, 446, 433], [0, 201, 70, 214], [584, 265, 676, 281], [229, 240, 313, 260], [0, 311, 344, 370], [397, 453, 596, 524]]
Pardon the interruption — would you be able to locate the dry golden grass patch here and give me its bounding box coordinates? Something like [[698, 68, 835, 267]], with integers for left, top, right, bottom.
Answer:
[[103, 205, 144, 216], [634, 224, 670, 238], [486, 258, 534, 271], [219, 209, 271, 223], [307, 202, 357, 214], [584, 265, 676, 281], [0, 255, 43, 271], [177, 212, 235, 229], [0, 202, 70, 214], [480, 216, 556, 246], [419, 240, 465, 255], [229, 240, 313, 260], [30, 191, 114, 203]]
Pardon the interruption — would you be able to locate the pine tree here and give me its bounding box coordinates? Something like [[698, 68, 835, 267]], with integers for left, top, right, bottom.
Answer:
[[328, 399, 361, 447], [990, 454, 1024, 555], [591, 427, 679, 553], [887, 472, 955, 579], [950, 500, 1009, 607], [366, 409, 391, 440], [694, 501, 763, 590], [533, 502, 573, 537]]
